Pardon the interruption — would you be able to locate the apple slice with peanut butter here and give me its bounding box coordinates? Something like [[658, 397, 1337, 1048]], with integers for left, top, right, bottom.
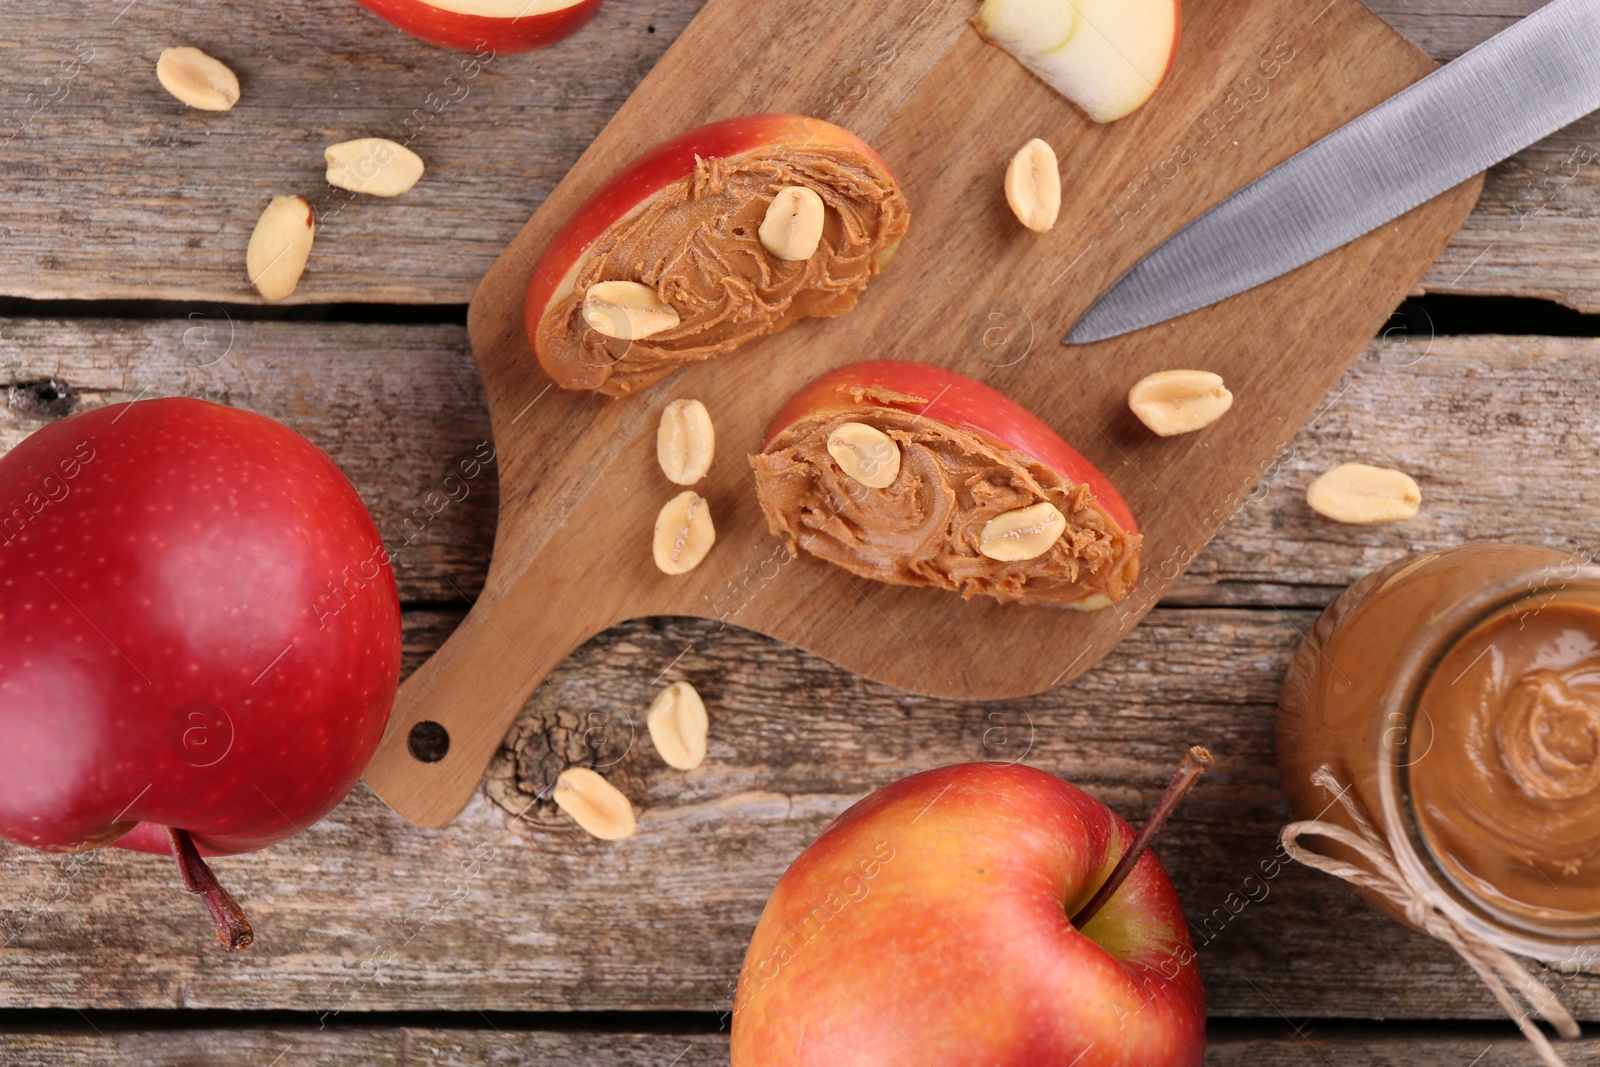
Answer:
[[527, 115, 910, 398], [751, 361, 1141, 608]]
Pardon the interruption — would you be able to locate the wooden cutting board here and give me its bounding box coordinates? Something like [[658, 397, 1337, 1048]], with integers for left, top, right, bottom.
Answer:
[[365, 0, 1482, 827]]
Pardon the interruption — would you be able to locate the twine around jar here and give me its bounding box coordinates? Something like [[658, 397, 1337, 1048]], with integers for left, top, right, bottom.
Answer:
[[1280, 764, 1581, 1067]]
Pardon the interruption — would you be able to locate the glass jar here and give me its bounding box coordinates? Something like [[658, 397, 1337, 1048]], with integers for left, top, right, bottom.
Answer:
[[1279, 543, 1600, 965]]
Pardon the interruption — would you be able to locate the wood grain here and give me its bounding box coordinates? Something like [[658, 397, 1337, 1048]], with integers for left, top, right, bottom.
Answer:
[[0, 0, 699, 305], [4, 1028, 1600, 1066], [371, 0, 1481, 828], [2, 326, 1600, 1019], [5, 609, 1600, 1021], [2, 0, 1596, 1045], [6, 0, 1600, 311], [6, 316, 1600, 609]]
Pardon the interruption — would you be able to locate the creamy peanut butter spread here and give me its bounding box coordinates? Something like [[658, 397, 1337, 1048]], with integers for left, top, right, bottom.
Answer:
[[1410, 599, 1600, 919], [750, 405, 1140, 607], [536, 144, 910, 398]]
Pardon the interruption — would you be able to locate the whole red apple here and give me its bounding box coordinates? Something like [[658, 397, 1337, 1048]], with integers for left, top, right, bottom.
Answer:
[[732, 762, 1206, 1066], [0, 398, 401, 948]]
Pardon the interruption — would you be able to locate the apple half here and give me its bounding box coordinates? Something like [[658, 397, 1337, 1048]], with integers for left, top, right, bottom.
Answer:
[[751, 360, 1140, 607], [527, 114, 909, 398], [731, 762, 1207, 1066], [975, 0, 1181, 123], [352, 0, 601, 52]]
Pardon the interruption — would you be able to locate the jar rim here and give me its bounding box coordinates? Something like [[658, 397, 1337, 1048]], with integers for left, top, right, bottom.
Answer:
[[1376, 554, 1600, 965]]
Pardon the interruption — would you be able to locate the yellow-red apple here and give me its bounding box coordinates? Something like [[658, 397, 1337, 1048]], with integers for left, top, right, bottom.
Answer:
[[732, 762, 1205, 1066]]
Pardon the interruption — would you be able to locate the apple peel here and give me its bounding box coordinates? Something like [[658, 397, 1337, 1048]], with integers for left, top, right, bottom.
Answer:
[[351, 0, 601, 53]]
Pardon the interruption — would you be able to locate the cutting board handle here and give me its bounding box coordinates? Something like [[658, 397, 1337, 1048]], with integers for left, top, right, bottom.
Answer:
[[365, 584, 576, 828]]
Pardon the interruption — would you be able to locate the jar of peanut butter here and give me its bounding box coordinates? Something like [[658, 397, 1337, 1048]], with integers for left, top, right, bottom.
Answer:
[[1280, 543, 1600, 963]]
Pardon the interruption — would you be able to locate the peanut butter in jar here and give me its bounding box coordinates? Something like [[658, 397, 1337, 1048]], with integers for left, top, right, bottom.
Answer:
[[1279, 543, 1600, 961]]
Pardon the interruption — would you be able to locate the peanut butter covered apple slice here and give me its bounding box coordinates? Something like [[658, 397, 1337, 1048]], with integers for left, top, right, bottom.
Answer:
[[751, 362, 1141, 608], [528, 115, 911, 398]]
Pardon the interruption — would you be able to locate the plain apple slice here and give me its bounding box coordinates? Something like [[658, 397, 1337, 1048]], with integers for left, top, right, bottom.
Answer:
[[976, 0, 1180, 123], [973, 0, 1078, 56]]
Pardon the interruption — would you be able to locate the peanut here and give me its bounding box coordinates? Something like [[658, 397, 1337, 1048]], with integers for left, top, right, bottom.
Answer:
[[552, 767, 636, 841], [1127, 370, 1234, 437], [980, 501, 1067, 561], [653, 490, 715, 575], [647, 681, 708, 771], [156, 46, 240, 112], [1005, 138, 1061, 233], [246, 195, 315, 302], [1305, 463, 1421, 524], [657, 399, 715, 486], [759, 186, 826, 261], [583, 281, 680, 341], [827, 422, 901, 489], [325, 138, 425, 197]]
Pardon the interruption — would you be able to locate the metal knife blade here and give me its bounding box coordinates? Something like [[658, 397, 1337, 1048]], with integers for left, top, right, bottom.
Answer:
[[1064, 0, 1600, 345]]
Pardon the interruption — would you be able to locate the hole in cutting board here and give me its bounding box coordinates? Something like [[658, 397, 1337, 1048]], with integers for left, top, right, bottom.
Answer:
[[407, 721, 450, 763]]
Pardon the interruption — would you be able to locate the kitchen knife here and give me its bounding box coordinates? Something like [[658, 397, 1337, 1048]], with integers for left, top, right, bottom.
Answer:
[[1064, 0, 1600, 345]]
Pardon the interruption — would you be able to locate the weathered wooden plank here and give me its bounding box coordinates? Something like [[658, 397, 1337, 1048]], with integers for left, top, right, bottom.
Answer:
[[5, 0, 1600, 310], [3, 1027, 1599, 1066], [3, 327, 1599, 1018], [5, 608, 1600, 1022], [0, 1028, 723, 1067], [1366, 0, 1537, 62], [1168, 333, 1600, 605], [0, 0, 698, 305], [6, 319, 1598, 610], [0, 318, 495, 604]]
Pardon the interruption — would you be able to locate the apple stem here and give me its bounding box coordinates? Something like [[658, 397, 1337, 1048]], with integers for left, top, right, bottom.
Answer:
[[167, 827, 254, 952], [1070, 746, 1213, 930]]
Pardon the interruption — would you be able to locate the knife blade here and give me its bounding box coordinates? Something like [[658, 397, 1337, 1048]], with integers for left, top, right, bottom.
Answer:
[[1064, 0, 1600, 345]]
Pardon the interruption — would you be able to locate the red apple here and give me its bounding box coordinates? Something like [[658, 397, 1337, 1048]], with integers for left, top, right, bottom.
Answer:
[[526, 114, 902, 386], [0, 398, 401, 949], [352, 0, 600, 52], [732, 762, 1206, 1066]]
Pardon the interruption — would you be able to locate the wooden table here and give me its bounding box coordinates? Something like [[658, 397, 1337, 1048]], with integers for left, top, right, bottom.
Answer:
[[5, 0, 1600, 1062]]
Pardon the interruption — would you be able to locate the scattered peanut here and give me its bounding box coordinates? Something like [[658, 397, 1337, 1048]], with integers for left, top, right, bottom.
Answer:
[[979, 501, 1067, 561], [246, 195, 315, 302], [1004, 138, 1061, 233], [647, 681, 708, 771], [325, 137, 425, 197], [552, 767, 636, 841], [156, 46, 240, 112], [582, 281, 680, 341], [759, 186, 826, 261], [1127, 370, 1234, 437], [827, 422, 901, 489], [653, 490, 715, 575], [1305, 463, 1422, 524], [657, 399, 715, 486]]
